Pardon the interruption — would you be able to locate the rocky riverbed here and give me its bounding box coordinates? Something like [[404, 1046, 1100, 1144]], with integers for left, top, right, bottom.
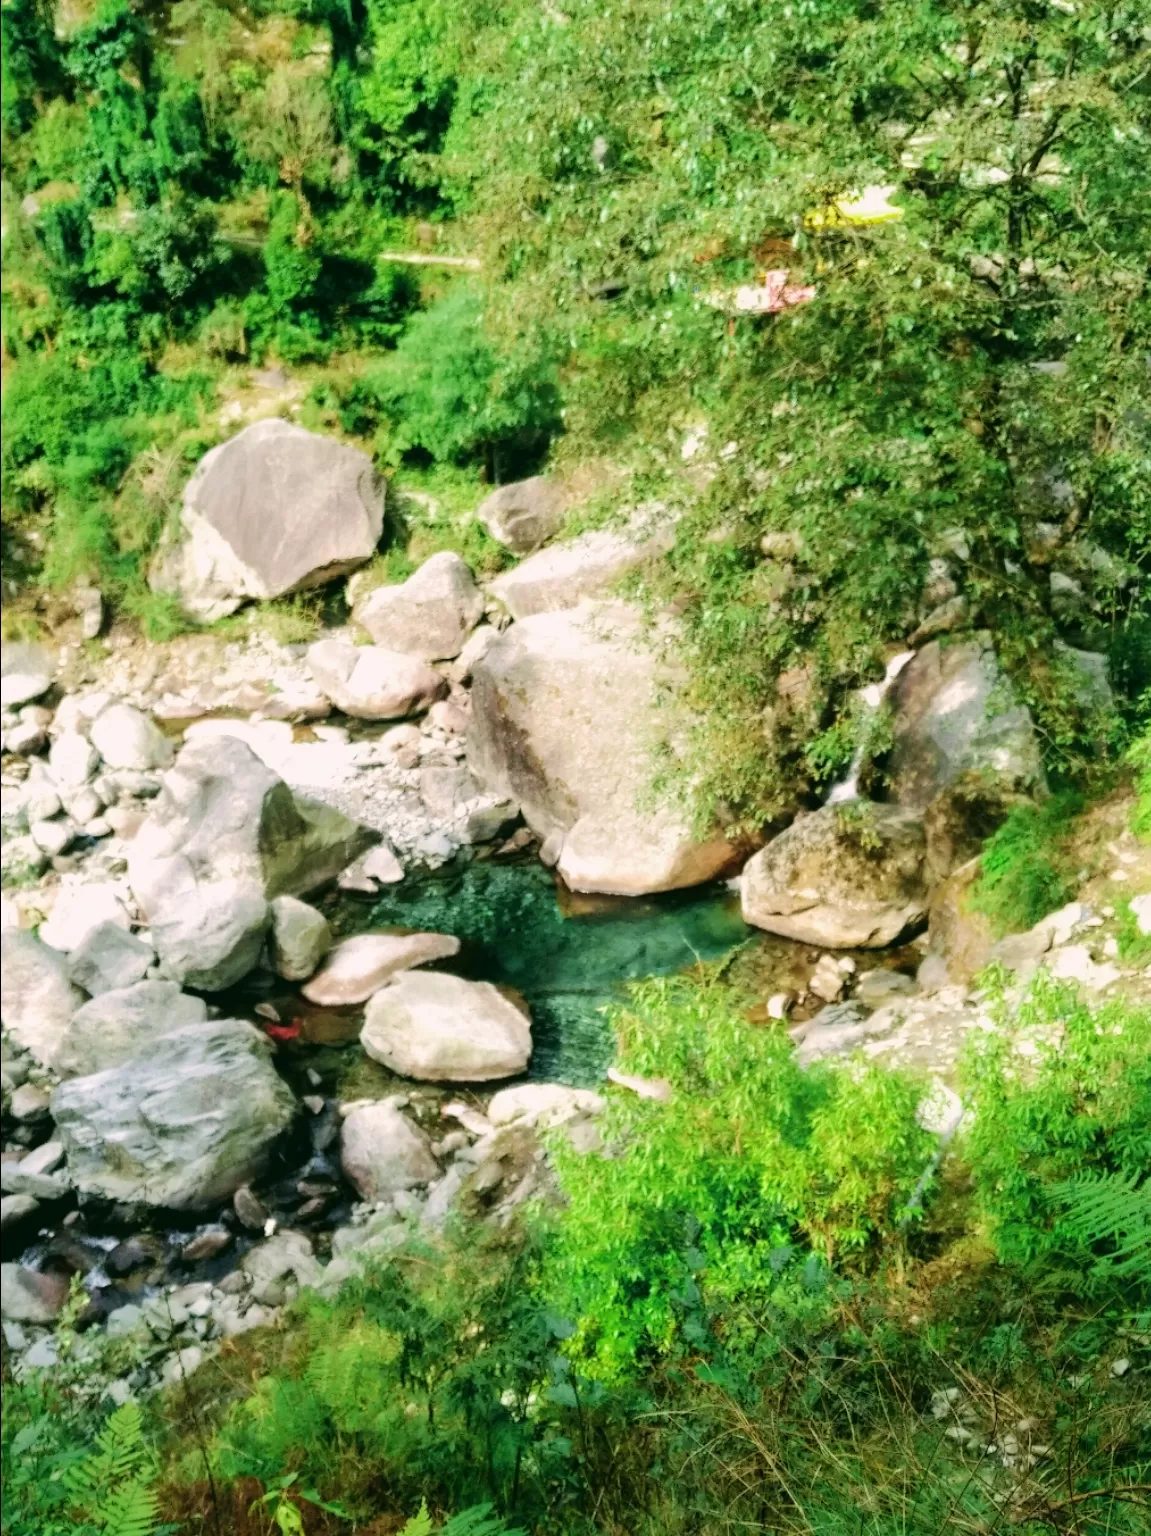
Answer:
[[3, 422, 1146, 1398]]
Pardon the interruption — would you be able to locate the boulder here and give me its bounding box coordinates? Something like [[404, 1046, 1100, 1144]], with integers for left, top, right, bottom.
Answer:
[[476, 476, 568, 553], [268, 896, 332, 982], [307, 638, 447, 720], [362, 972, 532, 1082], [68, 922, 155, 995], [150, 419, 385, 623], [339, 1102, 440, 1202], [51, 1019, 296, 1209], [49, 731, 99, 786], [2, 642, 56, 708], [241, 1230, 323, 1305], [128, 736, 371, 990], [468, 601, 737, 895], [488, 513, 675, 621], [38, 881, 131, 954], [302, 930, 461, 1006], [886, 638, 1043, 813], [89, 703, 173, 772], [916, 857, 994, 989], [741, 803, 929, 948], [55, 980, 208, 1078], [0, 928, 85, 1066], [1, 1264, 69, 1323], [353, 552, 484, 660]]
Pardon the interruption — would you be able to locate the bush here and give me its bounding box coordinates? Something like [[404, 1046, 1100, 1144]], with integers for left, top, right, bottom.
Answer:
[[971, 792, 1083, 935], [543, 975, 934, 1379], [962, 971, 1151, 1273], [364, 286, 561, 474]]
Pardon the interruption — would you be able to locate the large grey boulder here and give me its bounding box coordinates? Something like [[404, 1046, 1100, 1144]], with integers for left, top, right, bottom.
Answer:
[[307, 638, 447, 720], [468, 601, 737, 895], [302, 931, 461, 1006], [150, 419, 385, 623], [353, 552, 484, 660], [1, 642, 55, 708], [89, 703, 173, 771], [68, 922, 155, 996], [128, 736, 372, 990], [55, 980, 208, 1078], [340, 1102, 440, 1202], [488, 511, 674, 621], [361, 972, 532, 1082], [51, 1020, 296, 1209], [0, 928, 85, 1067], [476, 476, 568, 554], [886, 638, 1043, 813], [741, 803, 929, 948]]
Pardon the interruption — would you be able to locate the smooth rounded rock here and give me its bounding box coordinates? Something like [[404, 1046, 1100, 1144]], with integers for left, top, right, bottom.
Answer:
[[307, 639, 447, 720], [302, 930, 461, 1006], [1, 642, 55, 709], [1, 928, 86, 1067], [340, 1102, 440, 1202], [361, 972, 532, 1082], [89, 703, 173, 772], [68, 922, 155, 996]]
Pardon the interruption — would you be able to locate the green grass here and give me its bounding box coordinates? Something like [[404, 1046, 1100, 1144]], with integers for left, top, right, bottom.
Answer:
[[971, 792, 1083, 935]]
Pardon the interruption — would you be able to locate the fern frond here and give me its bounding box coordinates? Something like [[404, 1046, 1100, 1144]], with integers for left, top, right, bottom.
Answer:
[[401, 1499, 435, 1536], [1051, 1170, 1151, 1281], [96, 1479, 160, 1536]]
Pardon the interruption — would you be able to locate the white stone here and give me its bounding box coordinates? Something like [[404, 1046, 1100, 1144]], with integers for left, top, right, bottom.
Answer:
[[302, 930, 461, 1006], [48, 732, 100, 787], [307, 639, 447, 720], [39, 880, 131, 954], [487, 1083, 605, 1128], [362, 972, 532, 1082], [89, 703, 173, 772], [340, 1103, 440, 1202]]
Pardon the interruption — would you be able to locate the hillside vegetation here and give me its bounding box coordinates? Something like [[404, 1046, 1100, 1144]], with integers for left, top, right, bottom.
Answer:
[[3, 0, 1149, 811]]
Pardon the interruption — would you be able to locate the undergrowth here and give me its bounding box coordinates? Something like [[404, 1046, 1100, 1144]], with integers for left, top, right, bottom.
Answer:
[[971, 792, 1084, 935]]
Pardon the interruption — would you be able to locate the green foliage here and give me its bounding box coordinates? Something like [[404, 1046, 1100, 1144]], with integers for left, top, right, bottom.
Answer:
[[62, 1402, 160, 1536], [1049, 1171, 1151, 1286], [544, 974, 933, 1378], [1129, 725, 1151, 842], [359, 285, 561, 473], [962, 971, 1151, 1271], [1116, 898, 1151, 966], [971, 791, 1082, 934], [402, 1502, 524, 1536]]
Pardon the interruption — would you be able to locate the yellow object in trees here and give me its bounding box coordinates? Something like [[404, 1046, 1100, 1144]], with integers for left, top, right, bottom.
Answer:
[[806, 185, 904, 229]]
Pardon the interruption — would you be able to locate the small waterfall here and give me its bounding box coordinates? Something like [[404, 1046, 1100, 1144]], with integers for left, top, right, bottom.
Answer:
[[825, 650, 915, 805]]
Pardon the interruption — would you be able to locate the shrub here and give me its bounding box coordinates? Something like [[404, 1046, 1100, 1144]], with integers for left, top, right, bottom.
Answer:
[[962, 971, 1151, 1272], [543, 975, 934, 1379], [971, 792, 1083, 935]]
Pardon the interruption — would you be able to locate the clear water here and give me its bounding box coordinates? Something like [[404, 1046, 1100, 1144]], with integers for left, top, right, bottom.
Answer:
[[362, 856, 753, 1085]]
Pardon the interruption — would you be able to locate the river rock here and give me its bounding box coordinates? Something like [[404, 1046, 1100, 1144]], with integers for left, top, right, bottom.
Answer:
[[468, 601, 738, 895], [916, 857, 994, 989], [50, 1019, 296, 1209], [361, 972, 532, 1082], [89, 703, 173, 772], [49, 731, 99, 787], [741, 803, 929, 948], [268, 896, 332, 982], [68, 922, 155, 995], [241, 1230, 324, 1305], [488, 513, 675, 621], [354, 552, 484, 660], [1, 1264, 69, 1323], [128, 736, 371, 990], [1, 642, 55, 708], [487, 1083, 605, 1128], [339, 1102, 440, 1202], [39, 881, 131, 954], [150, 419, 385, 623], [55, 980, 209, 1078], [476, 476, 568, 553], [302, 930, 461, 1006], [0, 928, 86, 1067], [307, 638, 447, 720], [1, 1195, 41, 1232], [886, 638, 1043, 812]]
